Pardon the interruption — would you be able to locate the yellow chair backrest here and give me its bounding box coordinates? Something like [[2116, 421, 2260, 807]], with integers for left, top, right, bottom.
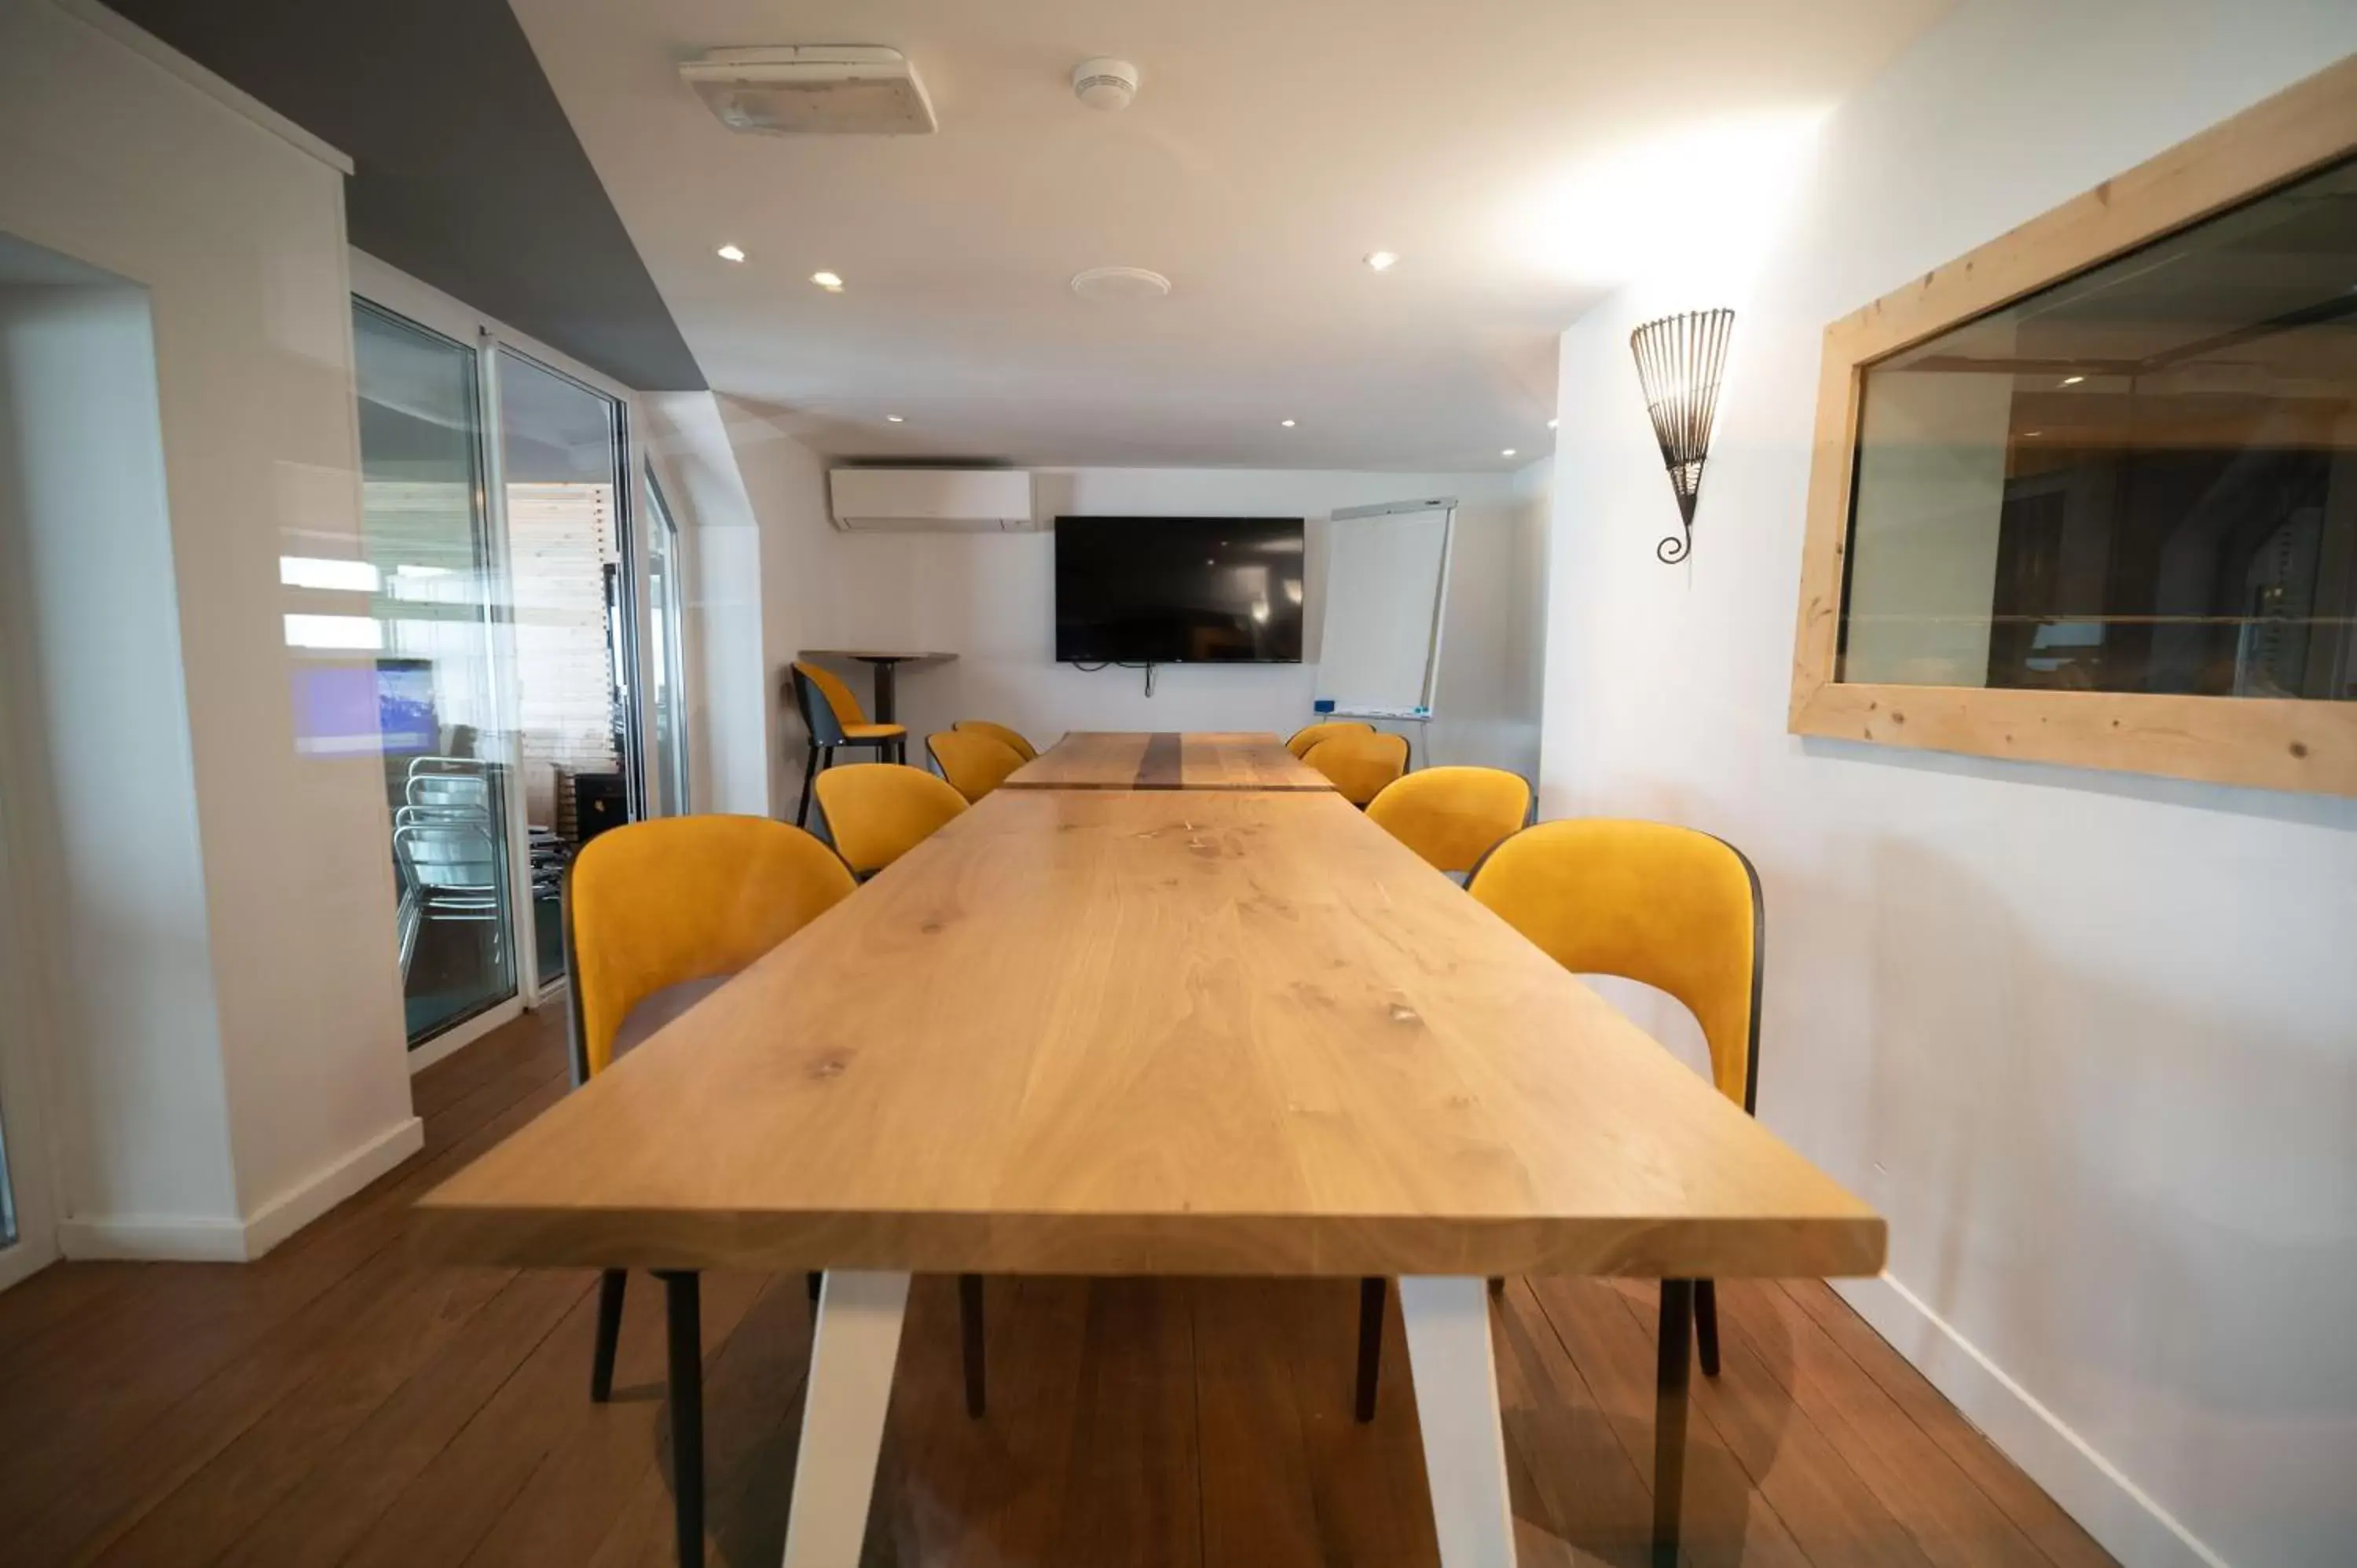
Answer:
[[953, 719, 1037, 762], [1285, 720, 1375, 759], [1366, 766, 1531, 874], [1303, 731, 1410, 806], [792, 660, 869, 727], [814, 762, 968, 876], [928, 730, 1025, 802], [1468, 819, 1762, 1109], [565, 815, 856, 1080]]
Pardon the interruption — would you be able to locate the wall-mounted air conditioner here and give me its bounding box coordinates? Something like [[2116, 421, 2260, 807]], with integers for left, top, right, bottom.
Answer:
[[828, 469, 1038, 533]]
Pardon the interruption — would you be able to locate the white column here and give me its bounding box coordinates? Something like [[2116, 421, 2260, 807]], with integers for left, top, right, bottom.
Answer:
[[779, 1269, 911, 1568], [1399, 1274, 1519, 1567]]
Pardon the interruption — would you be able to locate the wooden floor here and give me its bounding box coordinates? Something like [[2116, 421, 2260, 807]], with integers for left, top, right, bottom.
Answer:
[[0, 1009, 2113, 1568]]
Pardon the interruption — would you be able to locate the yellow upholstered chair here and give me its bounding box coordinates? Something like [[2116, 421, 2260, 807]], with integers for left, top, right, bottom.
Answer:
[[928, 729, 1025, 803], [1285, 718, 1374, 758], [953, 718, 1038, 763], [1365, 766, 1532, 875], [1353, 817, 1764, 1566], [1302, 730, 1410, 806], [565, 815, 857, 1566], [790, 661, 909, 831], [812, 762, 968, 877]]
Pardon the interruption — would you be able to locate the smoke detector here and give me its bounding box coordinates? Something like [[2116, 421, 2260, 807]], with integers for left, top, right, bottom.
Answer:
[[1071, 57, 1139, 111], [681, 46, 937, 135]]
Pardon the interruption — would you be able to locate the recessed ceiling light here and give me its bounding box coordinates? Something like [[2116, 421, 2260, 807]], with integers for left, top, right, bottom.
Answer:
[[1069, 266, 1171, 302], [1546, 417, 1559, 429], [811, 270, 845, 291], [1364, 250, 1398, 273], [716, 243, 746, 262], [1501, 448, 1518, 458], [885, 415, 904, 423], [1280, 418, 1296, 427], [2060, 374, 2085, 386], [2023, 429, 2044, 438]]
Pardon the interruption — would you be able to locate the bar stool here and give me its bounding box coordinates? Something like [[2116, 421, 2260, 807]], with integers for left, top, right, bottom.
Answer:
[[790, 661, 908, 830]]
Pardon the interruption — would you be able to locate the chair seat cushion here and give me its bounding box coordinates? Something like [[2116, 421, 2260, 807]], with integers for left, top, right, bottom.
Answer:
[[843, 722, 907, 740]]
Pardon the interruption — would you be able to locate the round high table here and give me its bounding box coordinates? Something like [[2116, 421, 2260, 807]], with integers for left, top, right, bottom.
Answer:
[[798, 650, 956, 726]]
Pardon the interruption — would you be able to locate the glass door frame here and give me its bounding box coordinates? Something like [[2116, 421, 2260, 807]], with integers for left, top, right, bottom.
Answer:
[[350, 293, 526, 1065], [642, 460, 693, 816], [351, 252, 662, 1024]]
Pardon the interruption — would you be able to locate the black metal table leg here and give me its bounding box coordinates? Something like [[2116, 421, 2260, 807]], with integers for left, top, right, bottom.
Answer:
[[657, 1270, 704, 1567], [1655, 1278, 1693, 1568], [867, 658, 899, 726], [1354, 1276, 1387, 1422], [959, 1273, 987, 1417], [590, 1269, 627, 1401]]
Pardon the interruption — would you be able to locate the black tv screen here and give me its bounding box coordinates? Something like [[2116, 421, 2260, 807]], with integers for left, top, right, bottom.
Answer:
[[1055, 516, 1306, 664]]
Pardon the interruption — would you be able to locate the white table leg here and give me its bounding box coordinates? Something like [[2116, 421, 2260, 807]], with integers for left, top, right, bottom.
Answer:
[[1400, 1275, 1518, 1568], [779, 1269, 911, 1568]]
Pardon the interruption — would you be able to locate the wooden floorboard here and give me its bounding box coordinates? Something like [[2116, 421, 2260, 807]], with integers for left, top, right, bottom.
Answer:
[[0, 1009, 2116, 1568]]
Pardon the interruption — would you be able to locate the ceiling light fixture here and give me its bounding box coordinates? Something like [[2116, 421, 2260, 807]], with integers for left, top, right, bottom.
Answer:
[[1501, 449, 1517, 458], [812, 270, 845, 291], [885, 415, 904, 423], [1069, 266, 1171, 302], [1280, 418, 1297, 427], [1364, 250, 1398, 272], [2060, 374, 2086, 386], [716, 243, 747, 262]]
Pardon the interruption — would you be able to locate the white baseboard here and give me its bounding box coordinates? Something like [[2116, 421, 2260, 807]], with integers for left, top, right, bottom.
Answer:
[[240, 1115, 424, 1257], [57, 1115, 424, 1263], [58, 1211, 251, 1262], [1835, 1273, 2228, 1568]]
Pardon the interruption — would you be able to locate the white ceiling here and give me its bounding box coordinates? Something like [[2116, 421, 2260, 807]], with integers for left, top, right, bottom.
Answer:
[[511, 0, 1948, 471]]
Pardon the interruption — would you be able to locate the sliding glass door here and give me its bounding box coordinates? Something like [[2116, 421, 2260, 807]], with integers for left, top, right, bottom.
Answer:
[[351, 302, 521, 1044], [494, 349, 638, 985]]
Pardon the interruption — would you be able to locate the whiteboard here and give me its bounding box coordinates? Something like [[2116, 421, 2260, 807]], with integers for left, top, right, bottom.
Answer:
[[1314, 498, 1455, 719]]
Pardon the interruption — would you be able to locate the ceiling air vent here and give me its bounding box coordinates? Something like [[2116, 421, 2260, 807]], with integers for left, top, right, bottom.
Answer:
[[680, 47, 937, 136]]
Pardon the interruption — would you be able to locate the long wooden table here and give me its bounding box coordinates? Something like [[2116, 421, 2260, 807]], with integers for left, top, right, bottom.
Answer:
[[415, 788, 1882, 1567], [1002, 728, 1334, 791]]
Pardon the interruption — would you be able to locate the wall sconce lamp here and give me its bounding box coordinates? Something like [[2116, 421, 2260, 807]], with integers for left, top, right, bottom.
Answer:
[[1629, 308, 1735, 564]]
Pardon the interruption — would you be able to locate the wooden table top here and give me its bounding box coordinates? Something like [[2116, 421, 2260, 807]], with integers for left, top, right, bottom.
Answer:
[[414, 790, 1883, 1281], [799, 649, 957, 664], [1002, 731, 1334, 792]]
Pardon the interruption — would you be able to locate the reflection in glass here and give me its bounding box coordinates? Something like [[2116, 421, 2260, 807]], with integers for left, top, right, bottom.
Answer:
[[645, 467, 691, 815], [497, 350, 636, 983], [1842, 156, 2357, 698], [351, 303, 519, 1043]]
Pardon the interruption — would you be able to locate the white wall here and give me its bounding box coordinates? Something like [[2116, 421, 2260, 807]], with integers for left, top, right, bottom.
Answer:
[[645, 391, 769, 815], [707, 398, 1547, 817], [0, 2, 419, 1260], [1538, 5, 2357, 1566], [0, 263, 241, 1237]]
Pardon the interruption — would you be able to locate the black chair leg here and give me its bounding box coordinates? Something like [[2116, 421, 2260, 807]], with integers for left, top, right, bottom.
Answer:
[[959, 1273, 987, 1418], [1655, 1279, 1694, 1568], [657, 1270, 704, 1568], [1353, 1276, 1387, 1423], [796, 743, 819, 827], [589, 1269, 626, 1402], [1695, 1278, 1721, 1379]]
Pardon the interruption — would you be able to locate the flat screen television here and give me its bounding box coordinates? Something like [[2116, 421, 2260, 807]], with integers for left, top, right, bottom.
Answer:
[[1054, 515, 1306, 664]]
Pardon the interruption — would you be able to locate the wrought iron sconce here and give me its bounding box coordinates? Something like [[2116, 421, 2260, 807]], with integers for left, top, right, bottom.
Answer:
[[1629, 309, 1735, 564]]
